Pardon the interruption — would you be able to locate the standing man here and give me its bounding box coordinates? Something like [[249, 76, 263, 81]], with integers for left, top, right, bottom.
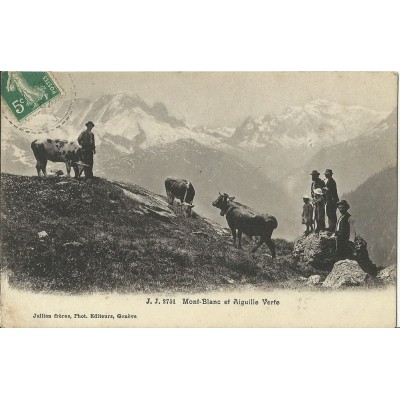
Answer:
[[324, 169, 339, 232], [335, 200, 356, 259], [78, 121, 96, 178], [310, 170, 325, 199]]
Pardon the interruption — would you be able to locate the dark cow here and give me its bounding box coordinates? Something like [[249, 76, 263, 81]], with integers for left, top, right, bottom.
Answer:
[[31, 138, 83, 178], [212, 193, 278, 257], [165, 177, 195, 217]]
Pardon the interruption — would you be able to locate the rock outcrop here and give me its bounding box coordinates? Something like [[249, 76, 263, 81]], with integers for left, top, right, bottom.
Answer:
[[37, 231, 48, 239], [306, 275, 322, 286], [376, 265, 396, 285], [322, 260, 371, 288], [293, 232, 377, 276], [293, 231, 336, 273]]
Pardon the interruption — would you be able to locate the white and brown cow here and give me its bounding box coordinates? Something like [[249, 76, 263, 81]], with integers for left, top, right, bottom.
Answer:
[[31, 138, 83, 178], [165, 177, 195, 217]]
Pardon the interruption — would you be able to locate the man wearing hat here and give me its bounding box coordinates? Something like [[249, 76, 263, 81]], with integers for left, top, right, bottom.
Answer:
[[335, 200, 356, 258], [324, 169, 339, 232], [78, 121, 96, 178], [310, 170, 325, 199]]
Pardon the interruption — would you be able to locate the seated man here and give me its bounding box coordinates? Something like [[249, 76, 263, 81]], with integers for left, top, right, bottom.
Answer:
[[334, 200, 356, 259]]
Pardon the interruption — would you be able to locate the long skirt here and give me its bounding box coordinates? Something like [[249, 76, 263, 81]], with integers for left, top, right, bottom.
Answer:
[[326, 201, 337, 232]]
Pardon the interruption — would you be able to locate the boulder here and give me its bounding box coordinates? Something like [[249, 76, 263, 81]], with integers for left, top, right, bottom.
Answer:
[[307, 275, 322, 286], [322, 260, 370, 288], [293, 232, 377, 275], [293, 231, 336, 272], [38, 231, 48, 239], [376, 265, 396, 285]]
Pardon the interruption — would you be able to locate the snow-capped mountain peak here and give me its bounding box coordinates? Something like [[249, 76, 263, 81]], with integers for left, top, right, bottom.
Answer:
[[230, 99, 390, 150]]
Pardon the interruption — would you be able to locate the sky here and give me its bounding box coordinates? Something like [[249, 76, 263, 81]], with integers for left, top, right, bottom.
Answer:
[[67, 72, 398, 127]]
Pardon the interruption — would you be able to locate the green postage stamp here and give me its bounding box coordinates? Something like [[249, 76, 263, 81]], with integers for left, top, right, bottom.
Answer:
[[1, 72, 62, 122]]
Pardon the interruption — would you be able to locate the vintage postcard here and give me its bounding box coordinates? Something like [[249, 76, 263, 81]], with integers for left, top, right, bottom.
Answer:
[[0, 72, 397, 327]]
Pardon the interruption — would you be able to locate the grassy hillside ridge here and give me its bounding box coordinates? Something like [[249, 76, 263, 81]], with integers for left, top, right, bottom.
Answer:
[[0, 173, 296, 294], [343, 166, 397, 266]]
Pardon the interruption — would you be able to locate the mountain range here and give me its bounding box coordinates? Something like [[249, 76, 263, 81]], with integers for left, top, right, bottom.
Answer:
[[2, 95, 392, 162], [230, 99, 389, 149]]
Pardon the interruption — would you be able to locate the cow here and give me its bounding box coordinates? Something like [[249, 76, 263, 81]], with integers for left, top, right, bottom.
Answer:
[[165, 177, 195, 217], [31, 138, 83, 178], [212, 193, 278, 257]]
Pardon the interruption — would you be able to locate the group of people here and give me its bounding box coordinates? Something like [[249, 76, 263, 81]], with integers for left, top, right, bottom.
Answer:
[[302, 169, 356, 258]]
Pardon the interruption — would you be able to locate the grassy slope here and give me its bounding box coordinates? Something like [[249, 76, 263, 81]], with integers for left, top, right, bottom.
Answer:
[[0, 173, 297, 294]]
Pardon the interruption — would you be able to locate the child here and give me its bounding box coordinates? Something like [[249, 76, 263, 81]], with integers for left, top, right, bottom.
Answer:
[[302, 195, 313, 234], [312, 188, 326, 234]]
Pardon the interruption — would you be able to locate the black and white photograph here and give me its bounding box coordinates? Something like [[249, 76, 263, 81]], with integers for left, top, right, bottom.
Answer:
[[2, 3, 400, 400], [0, 71, 397, 327]]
